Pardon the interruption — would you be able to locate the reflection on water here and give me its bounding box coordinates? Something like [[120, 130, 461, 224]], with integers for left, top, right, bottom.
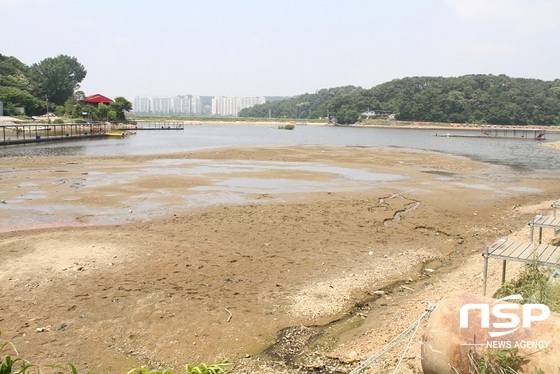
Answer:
[[2, 125, 560, 172]]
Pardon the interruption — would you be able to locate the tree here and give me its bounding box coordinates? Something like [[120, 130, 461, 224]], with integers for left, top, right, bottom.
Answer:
[[335, 106, 360, 125], [0, 54, 32, 92], [77, 104, 98, 121], [63, 90, 85, 116], [109, 96, 133, 120], [30, 55, 87, 106], [0, 86, 43, 116], [96, 103, 109, 121]]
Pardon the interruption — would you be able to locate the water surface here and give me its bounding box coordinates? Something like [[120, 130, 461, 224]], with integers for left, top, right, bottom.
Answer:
[[2, 125, 560, 172]]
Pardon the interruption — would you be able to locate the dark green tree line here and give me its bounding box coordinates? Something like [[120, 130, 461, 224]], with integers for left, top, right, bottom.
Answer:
[[1, 53, 132, 121], [240, 75, 560, 125], [0, 54, 43, 115]]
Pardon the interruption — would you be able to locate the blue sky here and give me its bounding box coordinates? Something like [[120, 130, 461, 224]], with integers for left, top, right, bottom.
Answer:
[[1, 0, 559, 100]]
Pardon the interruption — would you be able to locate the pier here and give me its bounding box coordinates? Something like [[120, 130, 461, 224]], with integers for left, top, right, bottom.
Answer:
[[1, 122, 111, 146], [480, 127, 546, 140], [118, 121, 184, 130], [435, 127, 546, 140], [482, 204, 560, 295]]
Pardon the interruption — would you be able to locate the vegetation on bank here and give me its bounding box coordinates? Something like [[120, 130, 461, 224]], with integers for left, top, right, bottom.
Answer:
[[239, 75, 560, 126], [126, 115, 325, 124], [277, 124, 295, 130], [0, 54, 131, 121], [464, 263, 560, 373], [495, 262, 560, 313], [468, 347, 535, 374], [0, 338, 233, 374]]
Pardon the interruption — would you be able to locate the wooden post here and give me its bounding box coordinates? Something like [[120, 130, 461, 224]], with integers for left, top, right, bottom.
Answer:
[[501, 260, 507, 284], [530, 216, 535, 243], [483, 247, 489, 296]]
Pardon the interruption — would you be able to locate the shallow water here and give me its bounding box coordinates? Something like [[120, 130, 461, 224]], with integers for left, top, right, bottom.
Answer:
[[1, 125, 558, 232], [0, 157, 410, 232], [2, 125, 560, 172]]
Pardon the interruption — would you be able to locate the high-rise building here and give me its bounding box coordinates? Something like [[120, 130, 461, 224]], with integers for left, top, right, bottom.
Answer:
[[131, 94, 262, 116], [211, 96, 265, 116], [173, 95, 191, 115], [191, 95, 202, 115], [134, 97, 151, 114], [152, 97, 171, 115]]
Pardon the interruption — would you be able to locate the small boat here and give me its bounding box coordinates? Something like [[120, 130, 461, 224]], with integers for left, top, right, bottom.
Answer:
[[105, 131, 130, 138]]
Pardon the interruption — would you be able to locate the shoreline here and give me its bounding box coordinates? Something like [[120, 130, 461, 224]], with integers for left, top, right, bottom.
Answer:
[[3, 114, 560, 133], [1, 146, 559, 372]]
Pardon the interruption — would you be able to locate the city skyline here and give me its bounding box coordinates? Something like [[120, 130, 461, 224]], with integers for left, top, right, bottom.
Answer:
[[133, 95, 266, 116]]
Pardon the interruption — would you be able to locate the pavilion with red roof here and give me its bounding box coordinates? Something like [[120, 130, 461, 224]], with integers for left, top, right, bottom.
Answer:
[[84, 94, 114, 106]]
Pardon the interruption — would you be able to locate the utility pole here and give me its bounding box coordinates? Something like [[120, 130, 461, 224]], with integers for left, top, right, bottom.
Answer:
[[45, 95, 50, 124]]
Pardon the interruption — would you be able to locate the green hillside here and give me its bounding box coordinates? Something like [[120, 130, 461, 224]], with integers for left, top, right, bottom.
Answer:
[[239, 75, 560, 126]]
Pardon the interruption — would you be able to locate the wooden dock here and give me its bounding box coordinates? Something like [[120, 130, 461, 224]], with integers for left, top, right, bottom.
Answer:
[[483, 238, 560, 295], [529, 214, 560, 243], [553, 199, 560, 216], [482, 209, 560, 295], [435, 127, 546, 140], [1, 122, 111, 146], [486, 238, 560, 266], [117, 121, 184, 131]]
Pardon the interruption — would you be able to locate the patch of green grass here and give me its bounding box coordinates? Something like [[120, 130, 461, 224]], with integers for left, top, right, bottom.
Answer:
[[185, 361, 232, 374], [277, 124, 295, 130], [126, 361, 232, 374], [494, 262, 560, 313], [0, 339, 35, 374], [468, 347, 528, 374], [1, 335, 233, 374]]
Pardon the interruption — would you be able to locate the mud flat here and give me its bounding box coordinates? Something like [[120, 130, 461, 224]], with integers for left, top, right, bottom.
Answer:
[[1, 145, 558, 373]]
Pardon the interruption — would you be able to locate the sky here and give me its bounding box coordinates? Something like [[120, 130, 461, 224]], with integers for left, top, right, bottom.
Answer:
[[1, 0, 559, 101]]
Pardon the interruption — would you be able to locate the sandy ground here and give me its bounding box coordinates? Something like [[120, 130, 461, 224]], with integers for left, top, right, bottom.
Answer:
[[542, 140, 560, 150], [0, 116, 21, 123], [1, 145, 559, 373]]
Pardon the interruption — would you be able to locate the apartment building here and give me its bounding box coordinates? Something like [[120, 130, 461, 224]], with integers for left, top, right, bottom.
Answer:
[[133, 95, 203, 115], [133, 97, 151, 114], [211, 96, 265, 116]]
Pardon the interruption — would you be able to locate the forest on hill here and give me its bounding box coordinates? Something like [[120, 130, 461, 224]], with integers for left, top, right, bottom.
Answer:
[[0, 53, 131, 120], [239, 75, 560, 126]]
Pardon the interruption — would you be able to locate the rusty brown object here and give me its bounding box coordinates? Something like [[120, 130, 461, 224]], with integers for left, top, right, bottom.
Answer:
[[421, 292, 560, 373]]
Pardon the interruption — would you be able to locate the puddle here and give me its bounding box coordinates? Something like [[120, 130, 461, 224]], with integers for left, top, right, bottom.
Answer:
[[422, 170, 458, 178], [451, 182, 499, 192], [451, 182, 541, 195], [14, 190, 47, 200], [506, 186, 541, 193], [146, 159, 407, 182], [1, 158, 407, 232], [17, 182, 39, 187], [195, 178, 359, 194]]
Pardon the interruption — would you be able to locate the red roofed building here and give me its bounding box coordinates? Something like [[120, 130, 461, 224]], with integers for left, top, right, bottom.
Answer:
[[84, 94, 114, 106]]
